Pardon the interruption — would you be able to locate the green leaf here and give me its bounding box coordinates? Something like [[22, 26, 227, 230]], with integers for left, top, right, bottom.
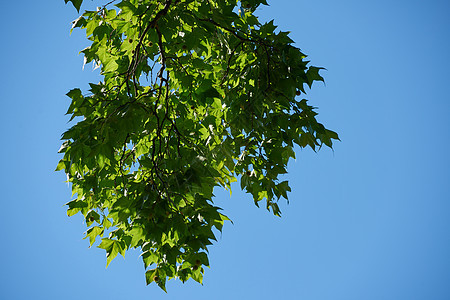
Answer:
[[55, 159, 66, 171], [306, 66, 325, 88], [145, 268, 158, 285], [142, 250, 158, 269], [84, 226, 104, 247], [71, 16, 86, 34], [85, 210, 101, 226], [277, 181, 291, 200], [64, 0, 83, 12], [66, 200, 88, 217], [98, 238, 125, 267], [129, 226, 145, 248]]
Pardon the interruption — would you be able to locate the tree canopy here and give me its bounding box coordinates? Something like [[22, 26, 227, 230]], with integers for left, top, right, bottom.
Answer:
[[58, 0, 339, 290]]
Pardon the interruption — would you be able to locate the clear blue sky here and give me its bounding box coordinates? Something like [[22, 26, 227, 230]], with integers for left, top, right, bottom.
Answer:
[[1, 1, 449, 299]]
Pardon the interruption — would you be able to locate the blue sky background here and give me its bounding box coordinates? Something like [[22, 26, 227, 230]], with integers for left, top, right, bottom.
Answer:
[[1, 0, 449, 299]]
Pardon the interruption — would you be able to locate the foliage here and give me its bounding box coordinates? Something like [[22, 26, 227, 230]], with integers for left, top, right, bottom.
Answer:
[[58, 0, 339, 290]]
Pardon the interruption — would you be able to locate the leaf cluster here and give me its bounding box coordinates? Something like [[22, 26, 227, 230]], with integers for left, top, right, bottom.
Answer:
[[59, 0, 339, 290]]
